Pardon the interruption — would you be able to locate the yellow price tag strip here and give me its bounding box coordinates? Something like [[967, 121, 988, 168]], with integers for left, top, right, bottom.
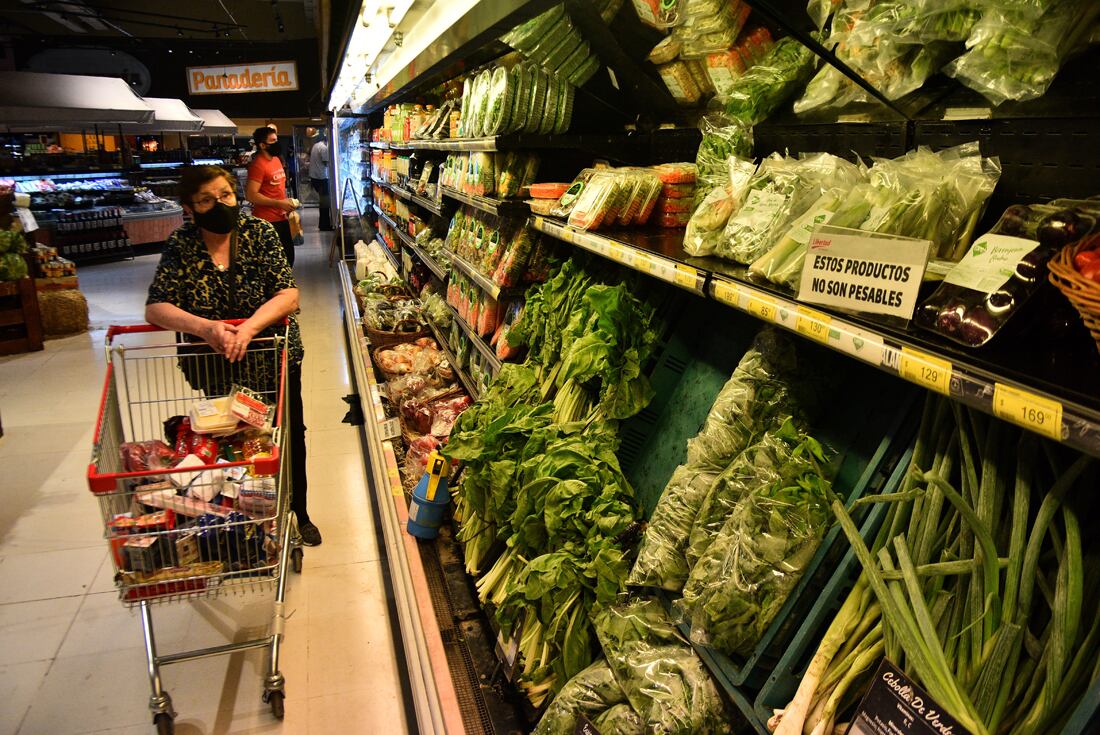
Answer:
[[899, 347, 953, 396], [620, 248, 636, 268], [796, 306, 832, 344], [712, 279, 740, 306], [746, 293, 778, 323], [993, 383, 1063, 441], [674, 264, 698, 289]]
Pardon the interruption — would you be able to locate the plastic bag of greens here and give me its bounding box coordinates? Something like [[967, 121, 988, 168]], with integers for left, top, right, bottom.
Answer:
[[945, 1, 1100, 106], [533, 658, 628, 735], [627, 330, 802, 592], [678, 444, 833, 656], [0, 252, 28, 281], [724, 36, 817, 126], [749, 158, 865, 288], [685, 418, 826, 570], [718, 152, 847, 265], [592, 703, 645, 735], [693, 115, 753, 208], [593, 600, 731, 735], [683, 156, 757, 257]]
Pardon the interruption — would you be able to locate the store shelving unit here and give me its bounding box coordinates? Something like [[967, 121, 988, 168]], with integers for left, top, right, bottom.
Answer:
[[424, 318, 480, 401], [443, 248, 514, 301], [446, 302, 502, 375], [405, 240, 449, 282], [373, 231, 402, 275], [373, 177, 446, 217], [441, 186, 528, 218], [532, 216, 1100, 459]]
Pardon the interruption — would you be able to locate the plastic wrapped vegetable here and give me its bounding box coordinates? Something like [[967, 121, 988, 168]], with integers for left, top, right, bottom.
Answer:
[[532, 659, 628, 735], [492, 226, 537, 287], [693, 115, 754, 208], [684, 156, 757, 257], [568, 171, 623, 230], [591, 703, 645, 735], [749, 158, 865, 288], [0, 252, 27, 281], [684, 418, 822, 569], [916, 203, 1096, 347], [593, 600, 732, 735], [678, 449, 832, 656], [719, 153, 840, 264], [945, 1, 1100, 105], [724, 36, 817, 125], [628, 330, 803, 591]]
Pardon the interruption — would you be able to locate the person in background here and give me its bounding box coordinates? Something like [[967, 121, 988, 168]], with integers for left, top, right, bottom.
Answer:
[[145, 165, 322, 546], [246, 126, 298, 266], [308, 132, 332, 231]]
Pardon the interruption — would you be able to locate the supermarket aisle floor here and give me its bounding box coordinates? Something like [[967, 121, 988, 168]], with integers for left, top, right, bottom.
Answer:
[[0, 210, 410, 734]]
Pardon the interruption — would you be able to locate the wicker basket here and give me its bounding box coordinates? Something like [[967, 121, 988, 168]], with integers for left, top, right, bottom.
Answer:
[[1048, 237, 1100, 353], [364, 318, 429, 350]]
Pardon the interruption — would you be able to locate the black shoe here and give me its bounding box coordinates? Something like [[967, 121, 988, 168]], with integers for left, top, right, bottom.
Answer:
[[299, 521, 323, 546]]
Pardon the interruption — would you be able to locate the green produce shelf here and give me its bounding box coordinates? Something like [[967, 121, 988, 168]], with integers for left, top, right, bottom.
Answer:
[[441, 186, 529, 218], [530, 215, 707, 296], [443, 248, 514, 301], [532, 216, 1100, 460], [445, 302, 502, 375]]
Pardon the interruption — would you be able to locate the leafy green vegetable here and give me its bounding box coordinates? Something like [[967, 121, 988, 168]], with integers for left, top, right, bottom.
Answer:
[[591, 703, 645, 735], [533, 659, 628, 735], [593, 599, 733, 735], [678, 423, 834, 656], [723, 36, 817, 126]]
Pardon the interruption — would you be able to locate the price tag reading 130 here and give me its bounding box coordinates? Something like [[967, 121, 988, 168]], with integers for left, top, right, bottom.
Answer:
[[993, 383, 1063, 441], [899, 347, 953, 396]]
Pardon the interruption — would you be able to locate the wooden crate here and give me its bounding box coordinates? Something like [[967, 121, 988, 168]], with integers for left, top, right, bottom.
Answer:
[[0, 276, 45, 355]]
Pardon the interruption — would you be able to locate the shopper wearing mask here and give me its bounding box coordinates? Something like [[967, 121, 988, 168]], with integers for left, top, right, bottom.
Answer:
[[145, 165, 322, 546], [246, 126, 298, 266]]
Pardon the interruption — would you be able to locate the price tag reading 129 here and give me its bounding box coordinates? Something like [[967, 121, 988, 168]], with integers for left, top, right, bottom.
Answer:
[[899, 347, 952, 395], [993, 383, 1063, 441]]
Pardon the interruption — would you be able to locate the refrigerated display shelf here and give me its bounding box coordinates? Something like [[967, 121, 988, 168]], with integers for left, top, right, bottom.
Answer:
[[443, 248, 516, 301], [374, 177, 446, 217], [425, 318, 479, 401], [532, 216, 1100, 459], [405, 240, 449, 283], [441, 186, 528, 218], [446, 303, 502, 376], [373, 231, 402, 275]]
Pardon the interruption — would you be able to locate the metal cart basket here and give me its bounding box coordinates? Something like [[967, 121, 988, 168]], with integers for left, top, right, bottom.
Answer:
[[87, 322, 301, 735]]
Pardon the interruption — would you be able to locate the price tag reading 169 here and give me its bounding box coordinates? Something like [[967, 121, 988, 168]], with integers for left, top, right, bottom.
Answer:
[[993, 383, 1063, 441]]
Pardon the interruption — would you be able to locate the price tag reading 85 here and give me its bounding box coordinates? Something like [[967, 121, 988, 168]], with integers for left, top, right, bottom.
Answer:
[[899, 347, 952, 396], [746, 293, 778, 323], [993, 384, 1063, 441]]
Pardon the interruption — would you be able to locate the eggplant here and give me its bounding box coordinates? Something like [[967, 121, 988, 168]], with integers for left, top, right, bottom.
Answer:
[[1037, 209, 1089, 249], [958, 304, 998, 346]]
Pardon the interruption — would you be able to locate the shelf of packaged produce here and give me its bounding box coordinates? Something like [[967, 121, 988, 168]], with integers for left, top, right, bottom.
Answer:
[[443, 248, 519, 301], [425, 318, 479, 402], [530, 215, 708, 296], [532, 215, 1100, 457], [404, 239, 449, 283], [706, 272, 1100, 459], [374, 177, 446, 217], [338, 259, 463, 735], [440, 186, 528, 218], [445, 303, 502, 376]]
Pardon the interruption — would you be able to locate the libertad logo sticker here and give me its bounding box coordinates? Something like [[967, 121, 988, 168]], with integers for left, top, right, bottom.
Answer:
[[187, 61, 299, 95]]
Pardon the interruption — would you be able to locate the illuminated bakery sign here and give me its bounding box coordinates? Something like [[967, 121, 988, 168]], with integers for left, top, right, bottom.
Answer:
[[187, 61, 299, 95]]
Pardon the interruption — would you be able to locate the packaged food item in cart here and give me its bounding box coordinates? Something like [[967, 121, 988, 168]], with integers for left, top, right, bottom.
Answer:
[[189, 396, 239, 435], [229, 385, 272, 429], [125, 536, 163, 573], [188, 433, 220, 465], [120, 440, 176, 473]]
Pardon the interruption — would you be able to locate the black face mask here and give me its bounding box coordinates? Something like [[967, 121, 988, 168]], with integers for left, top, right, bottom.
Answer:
[[192, 202, 239, 235], [265, 139, 283, 157]]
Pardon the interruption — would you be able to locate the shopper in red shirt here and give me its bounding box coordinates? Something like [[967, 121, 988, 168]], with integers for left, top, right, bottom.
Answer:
[[246, 126, 298, 266]]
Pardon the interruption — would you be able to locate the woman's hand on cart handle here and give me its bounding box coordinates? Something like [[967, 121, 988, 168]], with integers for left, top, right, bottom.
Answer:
[[225, 322, 257, 363], [201, 319, 238, 356]]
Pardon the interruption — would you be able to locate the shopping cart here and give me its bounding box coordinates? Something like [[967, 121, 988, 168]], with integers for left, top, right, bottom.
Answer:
[[87, 322, 302, 735]]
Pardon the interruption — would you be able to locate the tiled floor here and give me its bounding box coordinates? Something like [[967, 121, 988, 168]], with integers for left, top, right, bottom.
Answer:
[[0, 210, 409, 734]]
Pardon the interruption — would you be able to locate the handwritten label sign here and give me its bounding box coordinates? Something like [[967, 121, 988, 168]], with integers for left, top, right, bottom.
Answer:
[[849, 659, 972, 735], [798, 225, 931, 320]]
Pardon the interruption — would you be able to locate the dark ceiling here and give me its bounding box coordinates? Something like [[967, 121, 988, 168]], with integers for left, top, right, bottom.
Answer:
[[0, 0, 318, 42]]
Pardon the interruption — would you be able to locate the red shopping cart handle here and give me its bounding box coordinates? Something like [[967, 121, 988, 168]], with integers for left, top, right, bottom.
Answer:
[[106, 318, 289, 344]]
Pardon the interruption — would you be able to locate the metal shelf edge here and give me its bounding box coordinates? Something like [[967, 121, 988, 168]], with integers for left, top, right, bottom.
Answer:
[[441, 186, 528, 218], [443, 248, 504, 300], [445, 303, 502, 375]]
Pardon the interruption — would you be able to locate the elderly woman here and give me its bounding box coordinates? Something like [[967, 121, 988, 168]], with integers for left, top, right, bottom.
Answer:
[[144, 165, 321, 546]]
